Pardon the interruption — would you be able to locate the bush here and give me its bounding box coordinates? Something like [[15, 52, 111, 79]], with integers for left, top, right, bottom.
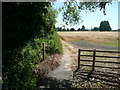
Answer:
[[46, 32, 63, 55], [2, 31, 63, 89], [3, 38, 42, 89]]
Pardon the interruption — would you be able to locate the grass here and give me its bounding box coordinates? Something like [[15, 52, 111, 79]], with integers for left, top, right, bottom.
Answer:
[[72, 39, 118, 47], [81, 52, 105, 56], [87, 81, 103, 88], [72, 80, 103, 88], [95, 40, 118, 47], [72, 83, 82, 88], [72, 51, 77, 54]]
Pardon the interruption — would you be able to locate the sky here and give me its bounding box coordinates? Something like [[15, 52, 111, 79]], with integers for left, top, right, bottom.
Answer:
[[52, 1, 119, 30]]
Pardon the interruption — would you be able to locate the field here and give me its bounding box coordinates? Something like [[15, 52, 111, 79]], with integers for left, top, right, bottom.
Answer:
[[58, 31, 119, 50]]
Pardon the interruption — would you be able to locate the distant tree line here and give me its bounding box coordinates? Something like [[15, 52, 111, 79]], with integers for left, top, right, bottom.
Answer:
[[55, 25, 88, 31], [55, 20, 120, 31]]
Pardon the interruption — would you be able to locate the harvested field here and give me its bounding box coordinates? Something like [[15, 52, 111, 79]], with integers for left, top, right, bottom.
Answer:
[[58, 31, 119, 41], [58, 31, 119, 49]]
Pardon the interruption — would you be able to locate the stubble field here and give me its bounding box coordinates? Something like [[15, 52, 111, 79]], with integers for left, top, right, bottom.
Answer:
[[58, 31, 119, 50]]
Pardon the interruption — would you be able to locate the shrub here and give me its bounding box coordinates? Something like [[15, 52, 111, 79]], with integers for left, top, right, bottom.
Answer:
[[2, 31, 63, 89], [46, 32, 63, 55]]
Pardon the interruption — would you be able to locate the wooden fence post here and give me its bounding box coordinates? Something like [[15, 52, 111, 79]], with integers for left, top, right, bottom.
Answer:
[[42, 42, 45, 61], [78, 49, 81, 69], [92, 49, 96, 71]]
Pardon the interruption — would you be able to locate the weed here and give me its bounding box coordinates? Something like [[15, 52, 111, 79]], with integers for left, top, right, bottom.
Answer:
[[72, 51, 77, 54]]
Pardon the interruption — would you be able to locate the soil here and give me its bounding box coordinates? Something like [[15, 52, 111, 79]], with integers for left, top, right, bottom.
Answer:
[[34, 54, 62, 80]]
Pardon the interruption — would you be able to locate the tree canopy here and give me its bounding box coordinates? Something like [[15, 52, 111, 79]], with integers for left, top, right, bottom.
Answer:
[[57, 0, 112, 26], [55, 20, 113, 31], [81, 25, 85, 30], [99, 20, 112, 31], [3, 2, 58, 50], [92, 27, 99, 31]]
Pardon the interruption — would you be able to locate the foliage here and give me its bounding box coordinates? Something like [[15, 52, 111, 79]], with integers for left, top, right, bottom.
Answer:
[[3, 2, 51, 50], [2, 2, 62, 89], [55, 27, 63, 31], [92, 27, 99, 31], [67, 28, 70, 31], [70, 28, 76, 31], [58, 1, 112, 25], [81, 25, 85, 30], [99, 20, 112, 31], [56, 20, 113, 31], [61, 2, 82, 25], [3, 32, 63, 89], [77, 28, 81, 31], [46, 32, 63, 55]]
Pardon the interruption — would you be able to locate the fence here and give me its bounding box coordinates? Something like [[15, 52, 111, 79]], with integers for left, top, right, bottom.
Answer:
[[77, 49, 120, 71]]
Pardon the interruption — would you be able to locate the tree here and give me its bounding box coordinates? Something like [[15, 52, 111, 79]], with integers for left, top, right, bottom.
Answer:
[[58, 1, 112, 26], [92, 27, 99, 31], [62, 28, 66, 31], [70, 28, 76, 31], [106, 21, 112, 31], [81, 25, 85, 31], [59, 27, 62, 31], [77, 28, 81, 31], [67, 28, 70, 31], [99, 20, 112, 31]]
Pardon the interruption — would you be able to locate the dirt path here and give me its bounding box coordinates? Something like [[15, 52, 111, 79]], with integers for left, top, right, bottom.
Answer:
[[36, 40, 77, 88], [47, 40, 77, 80]]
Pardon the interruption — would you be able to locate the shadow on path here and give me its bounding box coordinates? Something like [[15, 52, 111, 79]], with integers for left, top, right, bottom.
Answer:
[[36, 77, 72, 89], [73, 68, 120, 88]]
